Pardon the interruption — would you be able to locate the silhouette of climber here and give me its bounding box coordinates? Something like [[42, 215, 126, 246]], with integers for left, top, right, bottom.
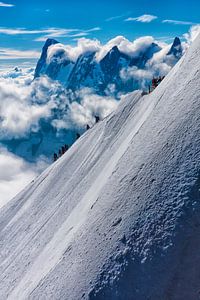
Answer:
[[53, 153, 58, 162], [62, 146, 65, 155], [58, 149, 62, 157], [64, 144, 69, 152], [86, 124, 90, 130], [95, 115, 100, 123], [152, 78, 158, 89], [76, 133, 81, 140]]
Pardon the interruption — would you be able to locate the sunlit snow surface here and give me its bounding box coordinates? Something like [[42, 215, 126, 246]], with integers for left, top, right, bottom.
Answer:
[[0, 35, 200, 299]]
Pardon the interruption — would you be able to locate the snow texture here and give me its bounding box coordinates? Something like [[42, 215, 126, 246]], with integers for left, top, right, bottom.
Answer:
[[0, 34, 200, 299]]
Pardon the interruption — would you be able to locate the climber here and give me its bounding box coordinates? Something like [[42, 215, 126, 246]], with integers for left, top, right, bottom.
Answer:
[[53, 152, 58, 162], [58, 149, 62, 157], [76, 133, 81, 140], [62, 146, 65, 155], [152, 78, 158, 89], [95, 115, 100, 123], [86, 124, 90, 130]]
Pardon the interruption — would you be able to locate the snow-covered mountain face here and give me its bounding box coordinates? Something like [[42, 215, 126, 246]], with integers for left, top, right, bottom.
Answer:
[[35, 39, 75, 84], [1, 34, 200, 299], [35, 37, 182, 95]]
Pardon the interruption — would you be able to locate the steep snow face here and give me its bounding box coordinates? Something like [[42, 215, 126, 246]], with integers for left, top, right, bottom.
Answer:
[[1, 35, 200, 299]]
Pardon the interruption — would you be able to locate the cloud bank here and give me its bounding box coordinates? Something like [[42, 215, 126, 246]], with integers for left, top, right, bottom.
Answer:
[[52, 88, 118, 130], [183, 25, 200, 44], [0, 146, 42, 209], [0, 68, 118, 138]]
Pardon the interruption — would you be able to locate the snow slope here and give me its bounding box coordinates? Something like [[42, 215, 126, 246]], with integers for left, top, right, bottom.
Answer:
[[0, 34, 200, 299]]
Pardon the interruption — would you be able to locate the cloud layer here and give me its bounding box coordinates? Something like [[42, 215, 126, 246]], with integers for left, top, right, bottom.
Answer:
[[0, 146, 42, 209], [0, 26, 101, 43], [0, 1, 14, 7], [125, 14, 158, 23]]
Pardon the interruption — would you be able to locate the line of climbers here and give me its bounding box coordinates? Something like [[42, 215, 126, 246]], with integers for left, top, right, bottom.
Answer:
[[148, 76, 165, 93], [53, 115, 101, 162]]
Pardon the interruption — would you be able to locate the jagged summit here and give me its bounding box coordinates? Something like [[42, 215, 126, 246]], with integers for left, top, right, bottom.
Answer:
[[34, 38, 59, 78], [0, 34, 200, 299], [167, 36, 183, 58], [44, 38, 59, 48], [34, 37, 183, 94]]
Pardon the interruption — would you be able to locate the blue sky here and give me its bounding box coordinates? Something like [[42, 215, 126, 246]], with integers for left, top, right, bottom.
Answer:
[[0, 0, 199, 65]]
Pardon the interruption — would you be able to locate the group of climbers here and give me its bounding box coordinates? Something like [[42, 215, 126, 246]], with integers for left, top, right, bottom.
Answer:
[[148, 76, 165, 93], [53, 115, 100, 162], [53, 144, 69, 162]]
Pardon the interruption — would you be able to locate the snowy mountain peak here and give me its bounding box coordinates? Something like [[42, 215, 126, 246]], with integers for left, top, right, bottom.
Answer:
[[34, 37, 183, 94], [167, 36, 183, 58], [44, 38, 59, 48], [34, 38, 59, 78]]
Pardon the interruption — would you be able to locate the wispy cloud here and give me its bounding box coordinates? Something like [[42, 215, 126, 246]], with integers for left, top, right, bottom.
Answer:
[[106, 15, 125, 22], [0, 27, 77, 36], [34, 27, 101, 42], [0, 48, 40, 59], [0, 26, 101, 41], [86, 27, 101, 32], [162, 19, 195, 25], [106, 12, 131, 22], [0, 1, 14, 7], [125, 14, 158, 23]]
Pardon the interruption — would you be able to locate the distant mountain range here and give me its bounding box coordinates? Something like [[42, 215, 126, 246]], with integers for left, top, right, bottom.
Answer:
[[0, 37, 184, 163], [35, 37, 183, 95]]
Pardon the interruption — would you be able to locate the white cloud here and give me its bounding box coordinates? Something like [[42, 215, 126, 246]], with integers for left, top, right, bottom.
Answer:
[[0, 48, 40, 59], [52, 88, 119, 130], [120, 36, 184, 88], [0, 27, 76, 36], [183, 25, 200, 43], [0, 146, 49, 209], [162, 19, 195, 25], [120, 67, 153, 89], [106, 13, 130, 22], [95, 35, 156, 61], [0, 72, 66, 138], [0, 1, 14, 7], [34, 27, 101, 42], [106, 15, 125, 22], [0, 27, 101, 42], [48, 38, 101, 62], [0, 66, 118, 139], [125, 14, 158, 23], [66, 35, 157, 63]]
